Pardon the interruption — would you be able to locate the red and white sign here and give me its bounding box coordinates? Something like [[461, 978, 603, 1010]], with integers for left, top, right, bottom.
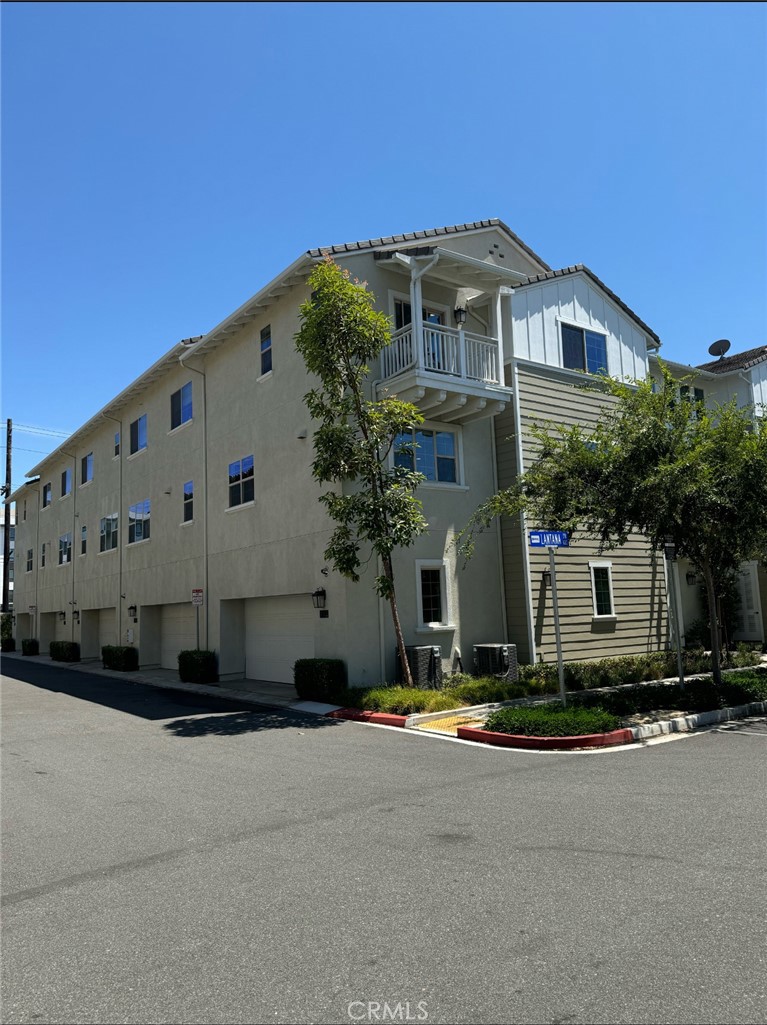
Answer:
[[191, 589, 204, 607]]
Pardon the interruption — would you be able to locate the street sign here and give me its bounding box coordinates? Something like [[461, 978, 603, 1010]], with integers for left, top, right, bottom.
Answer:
[[529, 530, 570, 548], [191, 589, 204, 607]]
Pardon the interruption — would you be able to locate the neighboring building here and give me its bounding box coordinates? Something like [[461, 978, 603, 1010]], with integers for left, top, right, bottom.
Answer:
[[1, 508, 15, 611], [13, 218, 747, 682]]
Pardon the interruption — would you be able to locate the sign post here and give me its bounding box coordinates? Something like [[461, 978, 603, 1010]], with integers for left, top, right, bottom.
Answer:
[[663, 540, 685, 690], [192, 588, 204, 650], [530, 531, 570, 707]]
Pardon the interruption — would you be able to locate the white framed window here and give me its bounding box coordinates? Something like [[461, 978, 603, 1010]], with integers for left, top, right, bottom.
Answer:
[[42, 482, 52, 508], [128, 500, 151, 544], [390, 293, 450, 331], [183, 480, 194, 522], [228, 455, 254, 507], [81, 525, 87, 555], [170, 382, 193, 430], [415, 560, 452, 630], [560, 321, 608, 375], [81, 452, 94, 484], [260, 325, 272, 376], [393, 424, 462, 485], [589, 561, 616, 618], [129, 415, 147, 455], [26, 548, 33, 572], [58, 532, 72, 565], [100, 513, 119, 553], [41, 542, 46, 569]]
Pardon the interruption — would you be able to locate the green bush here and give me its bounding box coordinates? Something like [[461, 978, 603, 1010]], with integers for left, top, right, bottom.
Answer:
[[50, 641, 80, 663], [293, 659, 347, 701], [178, 649, 218, 684], [721, 669, 767, 703], [22, 638, 39, 656], [484, 704, 620, 737], [1, 637, 16, 652], [102, 646, 139, 672], [449, 679, 527, 706], [1, 613, 12, 643]]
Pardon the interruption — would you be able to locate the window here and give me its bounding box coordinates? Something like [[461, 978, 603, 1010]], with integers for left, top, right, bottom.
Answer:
[[59, 532, 72, 565], [61, 468, 72, 497], [394, 428, 458, 484], [129, 415, 147, 455], [42, 483, 52, 508], [228, 455, 254, 507], [170, 382, 193, 430], [183, 480, 194, 522], [26, 548, 33, 572], [41, 543, 46, 569], [81, 526, 87, 555], [81, 452, 93, 484], [128, 500, 151, 544], [393, 300, 445, 330], [100, 513, 119, 552], [114, 432, 120, 457], [680, 386, 705, 415], [561, 323, 608, 375], [260, 325, 272, 376], [589, 562, 615, 617], [23, 500, 27, 521], [416, 561, 450, 628]]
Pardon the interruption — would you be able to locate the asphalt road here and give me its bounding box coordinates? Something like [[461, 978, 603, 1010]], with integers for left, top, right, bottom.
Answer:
[[2, 659, 766, 1025]]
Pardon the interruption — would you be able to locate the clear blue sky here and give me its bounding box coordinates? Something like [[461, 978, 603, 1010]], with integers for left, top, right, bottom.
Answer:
[[2, 1, 765, 490]]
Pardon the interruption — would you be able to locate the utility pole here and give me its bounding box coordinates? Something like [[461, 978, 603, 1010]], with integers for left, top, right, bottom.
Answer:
[[2, 418, 11, 613]]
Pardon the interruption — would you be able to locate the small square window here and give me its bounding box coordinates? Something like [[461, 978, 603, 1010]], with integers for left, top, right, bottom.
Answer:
[[260, 325, 272, 376], [228, 455, 255, 507], [562, 324, 608, 375], [128, 500, 151, 544], [394, 428, 458, 484]]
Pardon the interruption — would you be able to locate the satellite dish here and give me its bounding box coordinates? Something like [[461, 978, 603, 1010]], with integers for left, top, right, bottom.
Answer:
[[708, 338, 731, 358]]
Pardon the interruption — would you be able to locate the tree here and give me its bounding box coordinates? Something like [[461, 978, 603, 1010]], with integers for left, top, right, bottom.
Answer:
[[295, 258, 428, 687], [457, 363, 767, 687]]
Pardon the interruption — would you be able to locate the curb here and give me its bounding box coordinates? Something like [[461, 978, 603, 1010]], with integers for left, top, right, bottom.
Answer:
[[456, 725, 635, 750], [324, 707, 409, 728], [628, 700, 767, 740]]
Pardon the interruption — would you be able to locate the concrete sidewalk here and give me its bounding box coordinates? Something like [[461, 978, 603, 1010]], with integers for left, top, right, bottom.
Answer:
[[0, 651, 341, 717]]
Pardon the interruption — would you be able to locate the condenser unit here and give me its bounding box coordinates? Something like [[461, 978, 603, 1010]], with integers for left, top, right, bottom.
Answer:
[[473, 643, 518, 681], [395, 645, 443, 689]]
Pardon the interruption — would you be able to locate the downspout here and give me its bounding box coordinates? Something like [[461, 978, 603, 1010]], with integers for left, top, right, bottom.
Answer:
[[178, 351, 209, 650], [410, 254, 440, 363], [103, 414, 124, 642], [513, 358, 537, 664]]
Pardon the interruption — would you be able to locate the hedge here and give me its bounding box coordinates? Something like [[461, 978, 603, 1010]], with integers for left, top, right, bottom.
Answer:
[[294, 659, 347, 701], [102, 646, 139, 672], [49, 641, 80, 663], [484, 705, 620, 737], [178, 649, 218, 684], [22, 638, 39, 656], [1, 638, 16, 653]]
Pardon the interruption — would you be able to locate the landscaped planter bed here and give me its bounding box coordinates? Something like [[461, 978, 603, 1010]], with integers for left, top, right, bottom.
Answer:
[[456, 724, 635, 750]]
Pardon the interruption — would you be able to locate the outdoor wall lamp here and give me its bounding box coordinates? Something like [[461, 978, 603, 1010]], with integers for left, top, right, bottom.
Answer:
[[542, 570, 552, 588], [311, 588, 327, 610], [127, 604, 137, 619], [454, 306, 467, 326], [58, 611, 66, 623], [73, 610, 80, 624], [686, 572, 698, 586]]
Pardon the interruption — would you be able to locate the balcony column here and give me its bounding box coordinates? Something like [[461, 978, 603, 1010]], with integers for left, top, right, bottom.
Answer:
[[410, 269, 424, 370], [499, 286, 514, 380], [489, 288, 503, 384]]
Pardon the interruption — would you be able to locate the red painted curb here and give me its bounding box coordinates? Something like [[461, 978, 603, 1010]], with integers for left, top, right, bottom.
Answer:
[[456, 725, 635, 750], [325, 708, 409, 728]]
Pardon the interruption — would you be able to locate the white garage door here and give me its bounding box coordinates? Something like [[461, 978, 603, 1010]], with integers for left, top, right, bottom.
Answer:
[[245, 595, 315, 684], [161, 603, 198, 670], [99, 608, 117, 650]]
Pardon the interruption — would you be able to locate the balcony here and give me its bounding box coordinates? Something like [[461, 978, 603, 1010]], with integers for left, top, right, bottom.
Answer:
[[379, 321, 510, 424]]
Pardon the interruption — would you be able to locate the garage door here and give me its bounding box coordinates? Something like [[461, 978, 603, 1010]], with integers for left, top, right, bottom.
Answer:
[[161, 603, 197, 670], [245, 595, 315, 684], [99, 608, 117, 650]]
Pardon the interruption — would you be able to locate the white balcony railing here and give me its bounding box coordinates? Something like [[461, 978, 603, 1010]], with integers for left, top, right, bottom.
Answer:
[[381, 322, 501, 385]]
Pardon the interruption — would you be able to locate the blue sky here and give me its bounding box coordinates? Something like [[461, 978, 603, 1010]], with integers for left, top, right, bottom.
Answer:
[[2, 1, 765, 490]]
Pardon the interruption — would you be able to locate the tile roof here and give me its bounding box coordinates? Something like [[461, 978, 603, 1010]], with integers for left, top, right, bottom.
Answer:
[[307, 219, 551, 272], [695, 344, 767, 375], [511, 264, 661, 347]]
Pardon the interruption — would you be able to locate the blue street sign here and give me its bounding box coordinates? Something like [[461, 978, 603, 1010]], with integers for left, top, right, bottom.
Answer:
[[529, 530, 570, 548]]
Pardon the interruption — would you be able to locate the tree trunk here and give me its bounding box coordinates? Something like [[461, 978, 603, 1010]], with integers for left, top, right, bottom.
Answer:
[[383, 555, 414, 688], [702, 563, 723, 689]]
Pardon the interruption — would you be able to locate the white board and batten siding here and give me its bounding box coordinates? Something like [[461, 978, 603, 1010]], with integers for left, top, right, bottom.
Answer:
[[511, 273, 650, 381]]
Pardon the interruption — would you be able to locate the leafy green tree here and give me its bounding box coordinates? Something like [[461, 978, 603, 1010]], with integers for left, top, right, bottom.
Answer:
[[295, 258, 428, 687], [458, 363, 767, 687]]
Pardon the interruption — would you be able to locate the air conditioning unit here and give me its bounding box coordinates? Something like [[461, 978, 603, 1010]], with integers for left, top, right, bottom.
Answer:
[[395, 645, 443, 689], [473, 643, 518, 681]]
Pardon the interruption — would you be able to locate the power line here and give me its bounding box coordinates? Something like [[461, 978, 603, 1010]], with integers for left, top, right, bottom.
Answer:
[[13, 424, 71, 438], [0, 446, 52, 455]]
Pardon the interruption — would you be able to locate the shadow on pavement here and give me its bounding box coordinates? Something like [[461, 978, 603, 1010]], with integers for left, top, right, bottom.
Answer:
[[162, 709, 342, 737], [1, 657, 289, 722]]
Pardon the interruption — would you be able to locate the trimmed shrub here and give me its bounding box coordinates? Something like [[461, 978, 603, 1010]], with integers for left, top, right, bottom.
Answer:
[[50, 641, 80, 663], [178, 649, 218, 684], [721, 669, 767, 703], [22, 638, 39, 656], [1, 637, 16, 652], [484, 704, 620, 737], [102, 646, 139, 672], [293, 659, 347, 701]]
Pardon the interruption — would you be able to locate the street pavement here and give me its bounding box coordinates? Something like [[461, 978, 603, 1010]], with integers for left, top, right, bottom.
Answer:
[[2, 658, 766, 1025]]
